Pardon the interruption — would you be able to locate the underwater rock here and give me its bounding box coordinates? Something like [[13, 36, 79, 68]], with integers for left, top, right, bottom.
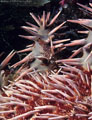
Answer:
[[0, 0, 51, 7]]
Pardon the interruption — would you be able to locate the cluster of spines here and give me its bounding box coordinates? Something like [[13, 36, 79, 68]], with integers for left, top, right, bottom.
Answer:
[[0, 64, 92, 119], [11, 11, 66, 72]]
